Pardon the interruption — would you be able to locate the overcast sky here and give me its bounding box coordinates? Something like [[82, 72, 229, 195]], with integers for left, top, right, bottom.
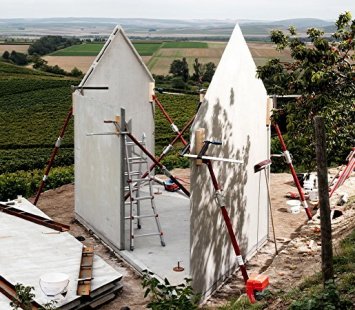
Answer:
[[1, 0, 354, 20]]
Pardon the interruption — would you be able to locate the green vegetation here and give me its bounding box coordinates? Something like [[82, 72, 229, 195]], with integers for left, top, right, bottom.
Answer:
[[50, 42, 162, 56], [10, 283, 57, 309], [162, 41, 208, 48], [220, 227, 355, 309], [131, 43, 162, 56], [50, 43, 103, 56], [28, 35, 80, 56], [0, 60, 76, 200], [142, 270, 200, 309], [257, 12, 355, 170], [0, 60, 197, 200], [0, 166, 74, 201]]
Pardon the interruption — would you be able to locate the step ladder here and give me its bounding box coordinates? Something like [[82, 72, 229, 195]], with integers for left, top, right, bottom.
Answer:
[[124, 134, 165, 251]]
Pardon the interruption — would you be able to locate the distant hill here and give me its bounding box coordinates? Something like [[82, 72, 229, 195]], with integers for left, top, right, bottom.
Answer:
[[0, 17, 335, 38]]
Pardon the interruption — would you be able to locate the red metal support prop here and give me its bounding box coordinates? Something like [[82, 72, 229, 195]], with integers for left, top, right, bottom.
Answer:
[[34, 106, 73, 205], [107, 120, 190, 197], [329, 147, 355, 198], [140, 113, 195, 180], [273, 123, 313, 220], [205, 160, 249, 283], [189, 140, 269, 304], [152, 95, 188, 145]]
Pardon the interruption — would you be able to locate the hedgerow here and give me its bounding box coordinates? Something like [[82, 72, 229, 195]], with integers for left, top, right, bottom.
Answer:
[[0, 166, 74, 201]]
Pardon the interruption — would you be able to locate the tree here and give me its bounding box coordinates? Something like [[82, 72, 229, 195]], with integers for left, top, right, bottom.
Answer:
[[2, 50, 10, 60], [202, 62, 216, 82], [257, 12, 355, 169], [70, 67, 83, 77], [9, 51, 28, 66], [169, 57, 189, 82], [192, 58, 204, 83]]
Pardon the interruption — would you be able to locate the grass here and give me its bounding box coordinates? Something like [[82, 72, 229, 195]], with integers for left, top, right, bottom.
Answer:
[[50, 42, 162, 56], [161, 41, 208, 48]]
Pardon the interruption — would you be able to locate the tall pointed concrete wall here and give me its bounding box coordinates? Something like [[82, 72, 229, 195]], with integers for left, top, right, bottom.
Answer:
[[190, 25, 269, 295], [73, 26, 154, 250]]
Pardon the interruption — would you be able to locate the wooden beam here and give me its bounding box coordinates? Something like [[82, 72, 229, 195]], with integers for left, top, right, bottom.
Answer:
[[77, 245, 94, 296], [195, 128, 205, 166], [0, 203, 70, 232]]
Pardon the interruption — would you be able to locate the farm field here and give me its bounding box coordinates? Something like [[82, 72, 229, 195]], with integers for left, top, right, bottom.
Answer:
[[50, 42, 162, 56], [0, 44, 29, 53], [0, 61, 76, 174], [0, 62, 198, 176], [42, 40, 291, 75], [43, 55, 96, 72]]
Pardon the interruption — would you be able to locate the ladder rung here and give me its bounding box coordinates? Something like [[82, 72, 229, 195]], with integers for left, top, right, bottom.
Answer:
[[129, 160, 148, 164], [126, 141, 145, 146], [128, 156, 144, 160], [130, 178, 149, 182], [134, 232, 162, 238], [133, 196, 153, 201], [124, 171, 141, 176], [134, 214, 158, 219], [125, 214, 157, 220]]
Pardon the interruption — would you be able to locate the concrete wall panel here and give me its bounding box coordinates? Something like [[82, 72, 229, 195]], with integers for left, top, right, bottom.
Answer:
[[74, 27, 154, 250], [190, 25, 269, 295]]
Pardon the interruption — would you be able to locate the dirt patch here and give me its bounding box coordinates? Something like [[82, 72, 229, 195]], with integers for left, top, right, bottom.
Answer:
[[42, 56, 96, 72], [205, 169, 355, 308], [0, 44, 29, 53], [29, 169, 355, 309]]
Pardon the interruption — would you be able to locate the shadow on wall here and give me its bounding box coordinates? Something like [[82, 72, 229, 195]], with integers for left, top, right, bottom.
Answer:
[[191, 87, 251, 294]]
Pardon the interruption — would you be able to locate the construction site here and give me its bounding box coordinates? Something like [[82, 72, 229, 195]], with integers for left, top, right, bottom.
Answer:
[[0, 23, 354, 310]]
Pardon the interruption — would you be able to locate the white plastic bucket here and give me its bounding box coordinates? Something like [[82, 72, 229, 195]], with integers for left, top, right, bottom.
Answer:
[[39, 272, 70, 297], [309, 190, 318, 201], [287, 200, 301, 214]]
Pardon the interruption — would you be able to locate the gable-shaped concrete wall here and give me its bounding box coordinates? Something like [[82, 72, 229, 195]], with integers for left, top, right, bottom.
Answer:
[[73, 26, 155, 250], [190, 25, 269, 295]]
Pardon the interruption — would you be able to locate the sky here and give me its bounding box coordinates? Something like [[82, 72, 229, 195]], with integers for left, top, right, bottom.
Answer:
[[1, 0, 354, 21]]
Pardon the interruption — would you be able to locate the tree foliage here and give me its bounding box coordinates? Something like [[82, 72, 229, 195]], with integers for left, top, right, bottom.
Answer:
[[8, 51, 28, 66], [169, 57, 189, 82], [257, 12, 355, 169], [2, 50, 10, 60], [28, 35, 80, 56]]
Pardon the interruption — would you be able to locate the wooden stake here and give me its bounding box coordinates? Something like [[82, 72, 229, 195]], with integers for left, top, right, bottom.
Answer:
[[195, 128, 205, 166], [266, 98, 273, 126], [314, 116, 334, 285]]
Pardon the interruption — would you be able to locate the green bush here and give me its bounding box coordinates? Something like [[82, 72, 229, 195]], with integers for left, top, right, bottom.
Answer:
[[142, 270, 200, 309], [289, 282, 352, 310], [0, 166, 74, 201]]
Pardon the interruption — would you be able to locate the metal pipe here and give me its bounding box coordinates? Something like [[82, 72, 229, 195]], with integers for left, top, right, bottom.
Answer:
[[184, 154, 243, 164], [34, 106, 73, 205], [120, 129, 190, 197], [152, 95, 188, 145], [205, 160, 249, 284], [273, 123, 312, 220]]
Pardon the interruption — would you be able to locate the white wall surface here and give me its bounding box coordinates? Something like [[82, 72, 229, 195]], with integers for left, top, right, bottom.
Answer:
[[190, 24, 269, 295], [74, 27, 154, 250]]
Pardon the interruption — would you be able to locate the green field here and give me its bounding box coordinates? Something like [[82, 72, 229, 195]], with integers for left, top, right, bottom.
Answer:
[[161, 41, 208, 48], [51, 42, 162, 56], [0, 61, 76, 172]]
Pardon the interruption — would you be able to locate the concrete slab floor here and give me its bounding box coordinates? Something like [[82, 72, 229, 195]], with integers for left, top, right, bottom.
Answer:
[[121, 184, 190, 285]]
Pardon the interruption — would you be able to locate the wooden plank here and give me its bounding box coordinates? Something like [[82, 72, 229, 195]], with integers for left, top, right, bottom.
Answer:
[[195, 128, 205, 166], [0, 203, 70, 232], [77, 245, 94, 296]]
